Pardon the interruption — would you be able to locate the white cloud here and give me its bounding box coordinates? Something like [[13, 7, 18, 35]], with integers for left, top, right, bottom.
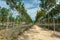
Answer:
[[11, 10, 19, 18], [23, 0, 40, 9], [23, 0, 40, 20], [32, 0, 40, 4], [27, 8, 39, 20], [24, 3, 34, 9], [0, 1, 9, 9], [56, 0, 60, 4]]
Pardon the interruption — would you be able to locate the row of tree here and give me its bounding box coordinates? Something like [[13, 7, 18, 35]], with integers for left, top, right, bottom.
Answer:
[[35, 0, 60, 31], [0, 0, 33, 25], [6, 0, 32, 23]]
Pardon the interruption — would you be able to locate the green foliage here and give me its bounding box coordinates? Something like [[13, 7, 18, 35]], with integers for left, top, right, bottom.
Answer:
[[36, 11, 45, 19], [40, 0, 56, 11], [35, 11, 45, 23], [6, 0, 22, 9], [35, 0, 60, 31], [36, 0, 56, 23], [48, 4, 60, 17], [0, 8, 9, 22], [36, 0, 60, 23], [15, 15, 21, 24], [19, 4, 33, 22], [6, 0, 32, 23], [9, 13, 15, 22]]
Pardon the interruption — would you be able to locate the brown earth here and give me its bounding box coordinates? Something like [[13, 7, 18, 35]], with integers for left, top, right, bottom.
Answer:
[[17, 25, 60, 40], [0, 25, 60, 40]]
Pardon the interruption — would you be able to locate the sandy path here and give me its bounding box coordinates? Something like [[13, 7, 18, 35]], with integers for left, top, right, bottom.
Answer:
[[17, 25, 60, 40]]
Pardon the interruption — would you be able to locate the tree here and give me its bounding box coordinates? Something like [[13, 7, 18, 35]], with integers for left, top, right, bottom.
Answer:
[[6, 0, 32, 23], [0, 8, 9, 23], [15, 15, 21, 24], [9, 13, 15, 22], [35, 10, 45, 23], [37, 0, 60, 32], [40, 0, 56, 11]]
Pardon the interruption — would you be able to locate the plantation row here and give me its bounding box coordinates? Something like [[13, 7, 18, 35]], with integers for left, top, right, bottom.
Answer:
[[35, 0, 60, 31]]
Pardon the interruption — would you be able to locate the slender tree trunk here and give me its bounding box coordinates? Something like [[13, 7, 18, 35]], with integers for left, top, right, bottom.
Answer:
[[6, 17, 8, 29], [48, 14, 49, 29], [53, 18, 55, 34]]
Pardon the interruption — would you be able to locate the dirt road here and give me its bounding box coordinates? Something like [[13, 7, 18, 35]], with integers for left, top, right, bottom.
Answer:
[[17, 25, 60, 40]]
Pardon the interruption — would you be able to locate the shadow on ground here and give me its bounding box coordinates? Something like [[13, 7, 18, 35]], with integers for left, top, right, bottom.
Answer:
[[51, 33, 60, 38]]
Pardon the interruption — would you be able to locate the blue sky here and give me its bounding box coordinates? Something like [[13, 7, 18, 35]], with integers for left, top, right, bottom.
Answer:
[[0, 0, 60, 21], [0, 0, 40, 21], [22, 0, 40, 20]]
